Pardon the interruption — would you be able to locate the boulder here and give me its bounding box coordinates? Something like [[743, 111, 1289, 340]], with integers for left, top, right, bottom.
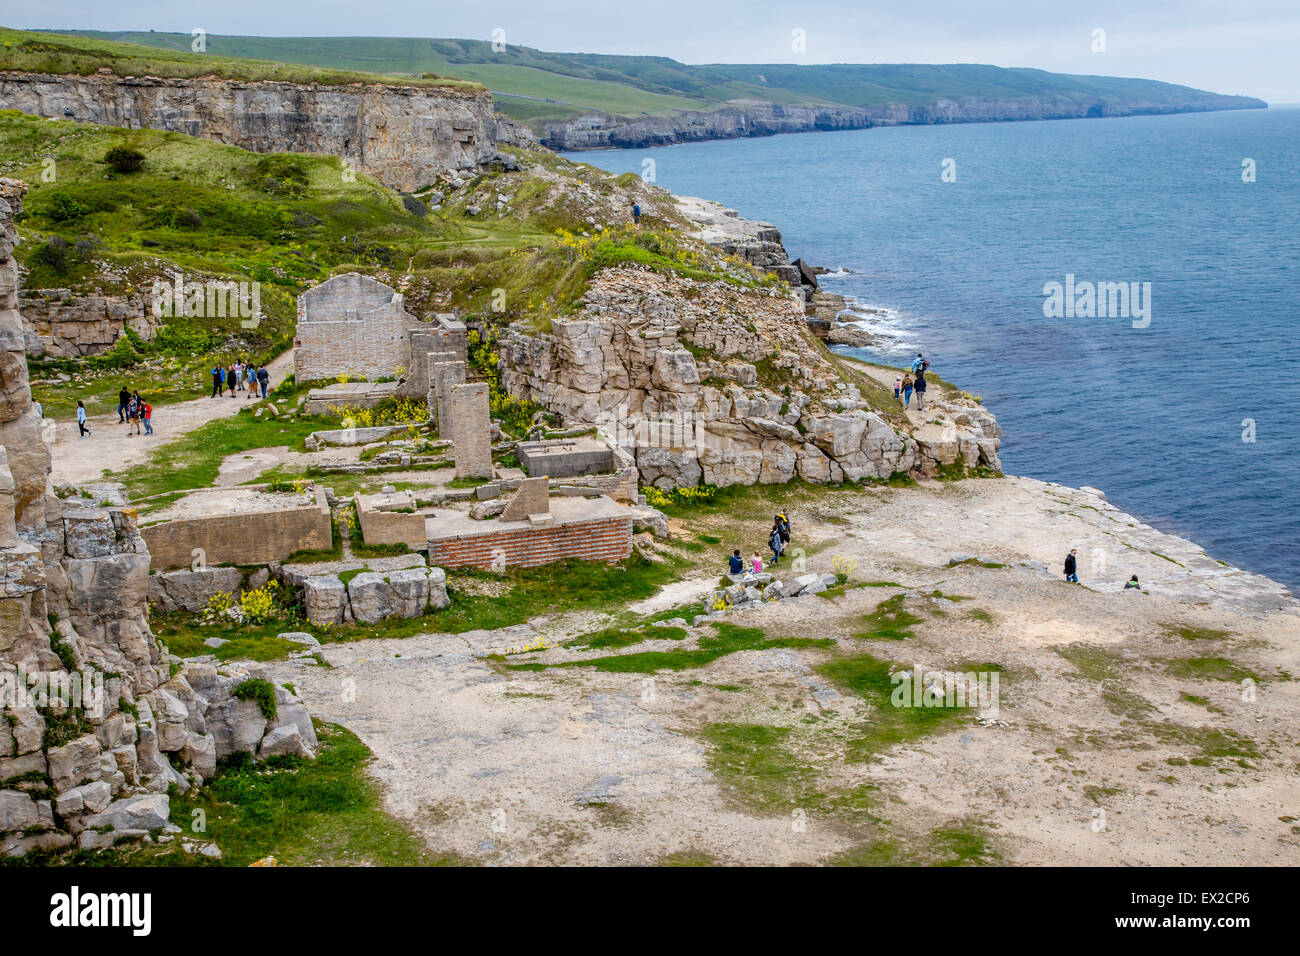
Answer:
[[0, 789, 38, 832], [147, 566, 244, 614], [54, 780, 112, 817], [205, 697, 268, 759], [259, 725, 311, 758], [46, 734, 102, 792], [629, 505, 670, 537], [83, 793, 169, 832], [428, 567, 450, 610], [179, 732, 217, 782], [303, 575, 349, 626], [347, 571, 392, 624], [386, 567, 431, 618]]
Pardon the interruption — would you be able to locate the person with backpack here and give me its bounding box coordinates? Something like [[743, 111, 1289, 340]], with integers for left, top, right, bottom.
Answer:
[[913, 370, 928, 410], [76, 400, 90, 439], [769, 519, 784, 566], [1064, 549, 1079, 583], [729, 549, 744, 575], [901, 374, 914, 408], [143, 399, 153, 436], [776, 512, 790, 544], [910, 353, 929, 374], [245, 363, 257, 399], [631, 202, 641, 226], [257, 363, 270, 398]]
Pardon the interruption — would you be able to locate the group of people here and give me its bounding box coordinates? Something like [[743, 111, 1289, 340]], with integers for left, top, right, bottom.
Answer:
[[73, 387, 153, 440], [893, 353, 931, 410], [728, 512, 792, 576], [211, 360, 271, 399]]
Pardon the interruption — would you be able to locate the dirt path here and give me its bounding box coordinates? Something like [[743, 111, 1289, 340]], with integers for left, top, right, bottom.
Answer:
[[48, 350, 295, 486]]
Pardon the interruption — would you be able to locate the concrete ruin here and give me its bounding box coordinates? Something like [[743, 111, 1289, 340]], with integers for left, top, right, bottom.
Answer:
[[450, 382, 493, 478]]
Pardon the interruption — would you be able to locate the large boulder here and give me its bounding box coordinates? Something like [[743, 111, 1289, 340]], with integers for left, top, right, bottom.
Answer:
[[82, 793, 169, 832], [347, 571, 392, 624], [147, 567, 244, 614], [205, 697, 268, 759], [386, 567, 431, 618], [303, 575, 349, 626], [46, 734, 102, 793]]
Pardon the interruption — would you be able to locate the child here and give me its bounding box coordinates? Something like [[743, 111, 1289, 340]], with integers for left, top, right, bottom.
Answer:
[[76, 400, 90, 439], [751, 552, 763, 575], [893, 376, 902, 399], [143, 400, 153, 436], [728, 549, 744, 575]]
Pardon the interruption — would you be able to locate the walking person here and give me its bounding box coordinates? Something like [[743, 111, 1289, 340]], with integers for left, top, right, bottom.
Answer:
[[228, 365, 238, 399], [914, 370, 928, 410], [910, 353, 929, 374], [1064, 549, 1079, 583], [257, 363, 270, 399], [247, 363, 259, 399], [769, 519, 784, 566], [117, 386, 130, 422], [142, 399, 153, 436], [893, 376, 902, 400], [211, 365, 223, 398], [76, 400, 90, 439], [901, 374, 914, 408], [233, 360, 244, 392], [129, 392, 142, 435], [631, 201, 641, 226]]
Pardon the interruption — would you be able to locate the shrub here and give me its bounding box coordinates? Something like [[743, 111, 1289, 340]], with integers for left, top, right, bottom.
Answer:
[[45, 191, 83, 222], [232, 678, 277, 721], [30, 236, 71, 273], [239, 582, 280, 625], [170, 207, 203, 229], [103, 145, 146, 173]]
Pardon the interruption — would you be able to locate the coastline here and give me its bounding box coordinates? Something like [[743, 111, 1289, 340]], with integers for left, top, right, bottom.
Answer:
[[675, 190, 1296, 606]]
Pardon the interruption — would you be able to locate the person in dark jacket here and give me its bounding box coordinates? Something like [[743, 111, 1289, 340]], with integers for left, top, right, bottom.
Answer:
[[257, 363, 270, 398], [1064, 549, 1079, 583], [211, 366, 223, 398], [1123, 574, 1140, 590], [769, 521, 784, 565], [913, 371, 928, 410], [118, 386, 130, 422], [776, 512, 791, 544], [728, 549, 744, 575]]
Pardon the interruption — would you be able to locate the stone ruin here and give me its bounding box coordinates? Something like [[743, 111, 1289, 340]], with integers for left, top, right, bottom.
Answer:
[[0, 179, 319, 858]]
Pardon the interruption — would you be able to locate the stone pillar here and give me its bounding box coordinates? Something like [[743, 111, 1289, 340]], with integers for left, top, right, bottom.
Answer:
[[432, 359, 466, 436], [500, 477, 550, 521], [451, 382, 492, 479]]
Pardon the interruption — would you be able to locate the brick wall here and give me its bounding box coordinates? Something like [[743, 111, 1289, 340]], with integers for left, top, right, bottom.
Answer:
[[141, 490, 333, 571], [427, 515, 632, 570], [356, 505, 428, 550], [451, 382, 492, 478]]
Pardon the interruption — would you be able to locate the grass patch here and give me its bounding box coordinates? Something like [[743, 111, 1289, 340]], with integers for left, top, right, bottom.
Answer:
[[1164, 624, 1235, 642], [1056, 644, 1156, 719], [853, 593, 923, 641], [523, 621, 833, 674], [1164, 657, 1257, 683]]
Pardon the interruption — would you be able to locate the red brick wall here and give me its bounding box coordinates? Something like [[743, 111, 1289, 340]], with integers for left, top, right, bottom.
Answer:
[[427, 515, 632, 570]]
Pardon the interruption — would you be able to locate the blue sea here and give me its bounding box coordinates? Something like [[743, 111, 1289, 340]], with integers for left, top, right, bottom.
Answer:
[[564, 107, 1300, 591]]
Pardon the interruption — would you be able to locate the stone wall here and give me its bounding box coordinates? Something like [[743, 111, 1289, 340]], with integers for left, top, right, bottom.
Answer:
[[19, 290, 158, 358], [450, 382, 492, 478], [0, 72, 498, 191], [294, 273, 424, 383], [140, 487, 332, 571], [354, 492, 428, 550]]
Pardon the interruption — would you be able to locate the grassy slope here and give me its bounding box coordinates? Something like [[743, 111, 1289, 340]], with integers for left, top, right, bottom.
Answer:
[[28, 29, 1265, 130]]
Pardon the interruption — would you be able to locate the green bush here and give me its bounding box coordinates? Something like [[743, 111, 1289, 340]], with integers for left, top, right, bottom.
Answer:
[[45, 191, 83, 222], [232, 678, 277, 721], [103, 145, 145, 173]]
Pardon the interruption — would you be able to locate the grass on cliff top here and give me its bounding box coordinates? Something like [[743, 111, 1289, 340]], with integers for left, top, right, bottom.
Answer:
[[0, 27, 480, 89]]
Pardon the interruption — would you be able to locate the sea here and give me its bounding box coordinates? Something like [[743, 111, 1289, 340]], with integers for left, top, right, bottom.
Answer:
[[563, 106, 1300, 591]]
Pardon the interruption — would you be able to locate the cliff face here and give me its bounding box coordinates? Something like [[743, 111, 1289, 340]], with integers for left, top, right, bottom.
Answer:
[[0, 71, 499, 191], [540, 93, 1267, 150], [0, 179, 318, 858], [499, 267, 1001, 489], [20, 289, 157, 358]]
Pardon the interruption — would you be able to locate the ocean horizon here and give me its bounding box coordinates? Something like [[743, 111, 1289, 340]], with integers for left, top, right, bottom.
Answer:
[[565, 107, 1300, 591]]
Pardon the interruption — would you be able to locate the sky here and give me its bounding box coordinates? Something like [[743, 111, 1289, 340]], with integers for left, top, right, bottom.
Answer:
[[14, 0, 1299, 102]]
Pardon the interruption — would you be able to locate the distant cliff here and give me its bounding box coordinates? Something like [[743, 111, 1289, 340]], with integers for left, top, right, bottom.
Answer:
[[0, 71, 499, 190], [540, 93, 1267, 150]]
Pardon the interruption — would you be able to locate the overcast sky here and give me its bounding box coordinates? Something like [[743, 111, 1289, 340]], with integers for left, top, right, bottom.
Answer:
[[16, 1, 1299, 102]]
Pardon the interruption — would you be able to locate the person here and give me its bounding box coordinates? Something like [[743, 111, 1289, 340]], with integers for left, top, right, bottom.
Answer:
[[257, 363, 270, 398], [751, 551, 763, 575], [901, 374, 914, 408], [1123, 574, 1140, 590], [769, 521, 784, 565], [914, 370, 928, 410], [118, 386, 130, 422], [245, 363, 257, 399], [910, 353, 929, 374], [729, 549, 744, 575], [631, 202, 641, 225], [33, 400, 42, 419], [142, 399, 153, 436], [233, 360, 244, 392], [1064, 549, 1079, 583], [211, 365, 223, 398], [76, 400, 90, 439], [228, 365, 238, 399], [893, 376, 902, 399], [129, 392, 142, 435]]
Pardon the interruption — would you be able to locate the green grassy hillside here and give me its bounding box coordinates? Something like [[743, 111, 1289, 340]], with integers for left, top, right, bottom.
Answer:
[[0, 107, 766, 416], [28, 29, 1265, 130]]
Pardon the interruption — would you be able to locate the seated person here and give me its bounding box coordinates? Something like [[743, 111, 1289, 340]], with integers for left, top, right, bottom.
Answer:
[[728, 549, 744, 574]]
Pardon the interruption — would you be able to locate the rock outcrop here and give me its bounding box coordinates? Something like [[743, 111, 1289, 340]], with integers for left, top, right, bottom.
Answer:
[[19, 289, 157, 358], [499, 266, 1001, 489], [0, 72, 499, 191], [0, 179, 317, 858]]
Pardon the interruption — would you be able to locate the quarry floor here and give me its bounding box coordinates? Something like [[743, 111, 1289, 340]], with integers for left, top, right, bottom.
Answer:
[[268, 476, 1300, 866]]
